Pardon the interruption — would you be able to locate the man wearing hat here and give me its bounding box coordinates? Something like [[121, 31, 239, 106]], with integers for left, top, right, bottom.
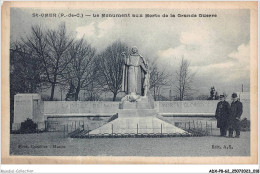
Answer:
[[215, 94, 230, 136], [228, 93, 243, 138]]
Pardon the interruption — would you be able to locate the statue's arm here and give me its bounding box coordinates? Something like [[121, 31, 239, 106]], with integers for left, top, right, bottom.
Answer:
[[121, 52, 128, 65]]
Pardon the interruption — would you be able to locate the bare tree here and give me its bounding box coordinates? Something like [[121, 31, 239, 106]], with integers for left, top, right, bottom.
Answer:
[[96, 41, 128, 101], [149, 60, 170, 101], [22, 24, 74, 100], [62, 38, 96, 101], [174, 57, 195, 101], [10, 42, 42, 93]]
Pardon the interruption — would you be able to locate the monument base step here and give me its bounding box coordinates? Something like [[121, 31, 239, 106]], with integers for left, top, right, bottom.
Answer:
[[87, 116, 189, 136], [119, 101, 153, 109], [118, 109, 158, 117]]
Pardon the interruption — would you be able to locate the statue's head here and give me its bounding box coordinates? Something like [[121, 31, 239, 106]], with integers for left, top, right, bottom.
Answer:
[[131, 46, 138, 54]]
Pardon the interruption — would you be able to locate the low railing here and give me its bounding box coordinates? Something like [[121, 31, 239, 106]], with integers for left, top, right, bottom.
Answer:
[[174, 120, 213, 136], [67, 121, 214, 138]]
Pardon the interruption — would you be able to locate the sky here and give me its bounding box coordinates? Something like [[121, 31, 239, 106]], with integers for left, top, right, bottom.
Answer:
[[10, 8, 250, 98]]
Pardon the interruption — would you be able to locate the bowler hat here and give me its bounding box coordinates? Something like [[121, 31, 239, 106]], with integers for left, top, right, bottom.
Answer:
[[219, 95, 224, 98], [232, 93, 238, 98]]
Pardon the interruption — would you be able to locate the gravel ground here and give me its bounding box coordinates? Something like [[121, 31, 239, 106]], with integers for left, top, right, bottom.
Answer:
[[10, 130, 250, 156]]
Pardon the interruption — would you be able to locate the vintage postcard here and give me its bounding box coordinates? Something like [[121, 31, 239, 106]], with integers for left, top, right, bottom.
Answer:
[[1, 1, 258, 164]]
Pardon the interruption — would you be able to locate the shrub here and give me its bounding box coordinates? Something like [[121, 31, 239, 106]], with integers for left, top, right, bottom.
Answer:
[[240, 118, 250, 131], [20, 118, 37, 133]]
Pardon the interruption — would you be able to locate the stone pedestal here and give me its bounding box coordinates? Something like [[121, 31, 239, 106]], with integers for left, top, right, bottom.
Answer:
[[87, 96, 189, 137], [118, 109, 158, 117], [120, 101, 153, 110], [13, 94, 44, 131], [119, 95, 154, 109]]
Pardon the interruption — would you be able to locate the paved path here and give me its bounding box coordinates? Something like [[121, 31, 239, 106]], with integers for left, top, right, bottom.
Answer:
[[10, 131, 250, 156]]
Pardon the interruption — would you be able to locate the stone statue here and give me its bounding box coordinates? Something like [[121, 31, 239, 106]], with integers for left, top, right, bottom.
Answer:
[[121, 46, 149, 102]]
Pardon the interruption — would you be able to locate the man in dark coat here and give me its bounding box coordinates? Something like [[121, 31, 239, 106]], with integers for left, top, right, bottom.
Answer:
[[228, 93, 243, 138], [215, 94, 230, 136]]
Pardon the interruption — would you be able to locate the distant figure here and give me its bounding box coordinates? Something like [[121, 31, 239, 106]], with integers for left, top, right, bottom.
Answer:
[[215, 94, 230, 137], [228, 93, 243, 138]]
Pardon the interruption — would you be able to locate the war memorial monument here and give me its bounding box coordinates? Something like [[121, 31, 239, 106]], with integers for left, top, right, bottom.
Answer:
[[12, 47, 249, 140], [13, 47, 190, 137], [10, 45, 251, 157], [87, 47, 188, 136]]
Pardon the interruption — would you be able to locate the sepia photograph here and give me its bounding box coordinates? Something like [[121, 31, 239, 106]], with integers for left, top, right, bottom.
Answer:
[[1, 1, 258, 165]]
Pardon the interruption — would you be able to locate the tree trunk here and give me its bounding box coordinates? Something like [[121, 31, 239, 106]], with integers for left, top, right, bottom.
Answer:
[[60, 89, 62, 101], [154, 87, 156, 101], [179, 89, 182, 101], [75, 81, 81, 101], [75, 91, 79, 101], [50, 83, 55, 101], [112, 92, 117, 101], [157, 87, 160, 101]]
